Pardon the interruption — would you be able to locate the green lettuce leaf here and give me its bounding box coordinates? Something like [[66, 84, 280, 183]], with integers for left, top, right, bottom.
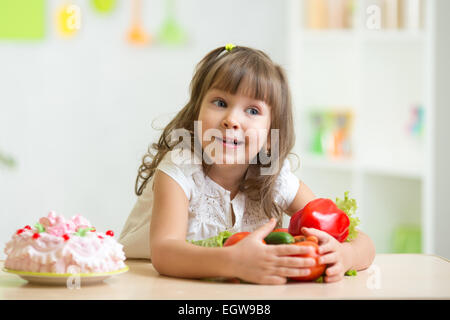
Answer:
[[336, 191, 360, 242], [315, 276, 324, 283], [345, 269, 357, 276], [188, 231, 233, 247]]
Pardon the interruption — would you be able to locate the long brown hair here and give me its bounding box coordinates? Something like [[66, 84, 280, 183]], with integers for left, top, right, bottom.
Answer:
[[135, 45, 299, 225]]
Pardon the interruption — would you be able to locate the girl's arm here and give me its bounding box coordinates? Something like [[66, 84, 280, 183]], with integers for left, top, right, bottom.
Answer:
[[340, 229, 376, 271], [150, 170, 315, 284], [150, 170, 233, 278], [285, 180, 316, 216]]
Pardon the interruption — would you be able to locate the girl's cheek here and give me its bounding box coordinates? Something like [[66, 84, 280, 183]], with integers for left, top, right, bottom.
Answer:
[[245, 135, 257, 151], [245, 135, 266, 156]]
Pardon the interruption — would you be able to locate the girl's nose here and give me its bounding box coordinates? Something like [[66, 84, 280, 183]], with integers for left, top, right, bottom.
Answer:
[[221, 118, 240, 130]]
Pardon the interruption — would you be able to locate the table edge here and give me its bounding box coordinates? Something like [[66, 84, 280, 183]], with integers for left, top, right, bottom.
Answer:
[[1, 253, 448, 266], [373, 253, 449, 263]]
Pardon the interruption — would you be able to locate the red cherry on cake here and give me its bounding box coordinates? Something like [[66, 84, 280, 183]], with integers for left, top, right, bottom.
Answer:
[[32, 233, 40, 240], [106, 230, 114, 237], [24, 225, 31, 230], [98, 235, 104, 239], [62, 234, 70, 241], [16, 229, 24, 235]]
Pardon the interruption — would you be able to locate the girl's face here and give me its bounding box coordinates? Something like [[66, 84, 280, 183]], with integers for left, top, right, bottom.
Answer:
[[197, 88, 272, 166]]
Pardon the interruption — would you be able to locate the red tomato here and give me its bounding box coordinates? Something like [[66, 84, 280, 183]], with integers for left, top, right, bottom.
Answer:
[[288, 236, 325, 282], [273, 228, 289, 233], [223, 232, 266, 246], [223, 232, 250, 246]]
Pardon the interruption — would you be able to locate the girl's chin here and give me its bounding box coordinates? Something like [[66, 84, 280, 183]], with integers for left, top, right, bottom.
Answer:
[[209, 155, 248, 165]]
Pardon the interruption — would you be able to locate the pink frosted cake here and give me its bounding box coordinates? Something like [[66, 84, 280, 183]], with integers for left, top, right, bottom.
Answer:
[[4, 211, 126, 274]]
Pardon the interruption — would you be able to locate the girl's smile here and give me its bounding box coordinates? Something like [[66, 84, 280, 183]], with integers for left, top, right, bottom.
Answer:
[[213, 136, 244, 149]]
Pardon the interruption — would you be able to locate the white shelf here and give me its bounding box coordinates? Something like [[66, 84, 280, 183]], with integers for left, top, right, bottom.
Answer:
[[288, 0, 428, 254], [360, 161, 423, 180], [300, 154, 355, 172], [300, 30, 356, 43], [288, 0, 450, 259], [299, 29, 425, 43], [358, 30, 425, 43], [299, 153, 423, 180]]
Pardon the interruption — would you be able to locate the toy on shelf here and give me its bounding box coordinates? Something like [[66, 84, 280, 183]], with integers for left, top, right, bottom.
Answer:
[[329, 109, 353, 158], [305, 0, 355, 30], [309, 110, 326, 155], [392, 224, 422, 253], [0, 150, 16, 169], [307, 108, 354, 159], [304, 0, 424, 31], [406, 104, 424, 138]]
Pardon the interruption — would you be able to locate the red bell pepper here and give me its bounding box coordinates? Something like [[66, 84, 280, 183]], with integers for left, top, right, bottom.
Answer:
[[288, 198, 350, 242]]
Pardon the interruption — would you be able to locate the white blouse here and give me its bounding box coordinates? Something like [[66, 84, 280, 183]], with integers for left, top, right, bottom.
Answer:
[[119, 149, 300, 259]]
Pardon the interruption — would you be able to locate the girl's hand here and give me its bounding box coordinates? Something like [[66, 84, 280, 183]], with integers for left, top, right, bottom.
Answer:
[[301, 227, 352, 283], [229, 218, 317, 285]]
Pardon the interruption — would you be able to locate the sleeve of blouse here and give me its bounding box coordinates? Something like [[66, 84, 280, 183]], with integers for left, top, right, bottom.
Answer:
[[156, 150, 193, 200], [273, 158, 300, 211]]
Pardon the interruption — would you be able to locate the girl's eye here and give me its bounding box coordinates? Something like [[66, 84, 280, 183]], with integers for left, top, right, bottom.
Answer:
[[247, 107, 259, 115], [213, 98, 259, 115], [213, 99, 226, 108]]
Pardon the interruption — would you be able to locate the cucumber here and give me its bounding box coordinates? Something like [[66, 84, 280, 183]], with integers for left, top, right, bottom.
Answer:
[[264, 232, 295, 245]]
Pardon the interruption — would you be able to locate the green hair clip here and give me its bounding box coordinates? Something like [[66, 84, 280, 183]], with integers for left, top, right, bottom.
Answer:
[[225, 43, 236, 52]]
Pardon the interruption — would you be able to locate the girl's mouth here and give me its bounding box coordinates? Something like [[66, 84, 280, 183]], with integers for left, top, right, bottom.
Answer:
[[214, 136, 244, 148]]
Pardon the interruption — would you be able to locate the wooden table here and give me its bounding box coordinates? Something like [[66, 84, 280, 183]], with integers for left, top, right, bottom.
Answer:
[[1, 254, 449, 300]]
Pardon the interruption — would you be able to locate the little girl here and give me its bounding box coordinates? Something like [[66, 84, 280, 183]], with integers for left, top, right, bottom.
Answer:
[[119, 44, 375, 285]]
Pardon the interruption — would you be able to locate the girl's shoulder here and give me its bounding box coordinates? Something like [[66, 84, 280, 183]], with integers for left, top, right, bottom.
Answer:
[[276, 157, 299, 185], [273, 157, 300, 210], [279, 157, 297, 176], [158, 148, 203, 177], [269, 157, 296, 182], [156, 148, 205, 200]]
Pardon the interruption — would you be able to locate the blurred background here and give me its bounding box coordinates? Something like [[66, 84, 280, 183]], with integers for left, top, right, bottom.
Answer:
[[0, 0, 449, 260]]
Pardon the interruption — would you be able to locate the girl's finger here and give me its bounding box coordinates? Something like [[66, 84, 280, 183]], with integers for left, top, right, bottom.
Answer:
[[276, 267, 311, 278], [318, 242, 336, 254], [324, 274, 344, 283], [301, 227, 331, 243], [261, 275, 287, 285], [318, 252, 339, 265], [325, 262, 343, 276], [251, 218, 277, 239], [269, 244, 314, 256], [275, 256, 316, 268]]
